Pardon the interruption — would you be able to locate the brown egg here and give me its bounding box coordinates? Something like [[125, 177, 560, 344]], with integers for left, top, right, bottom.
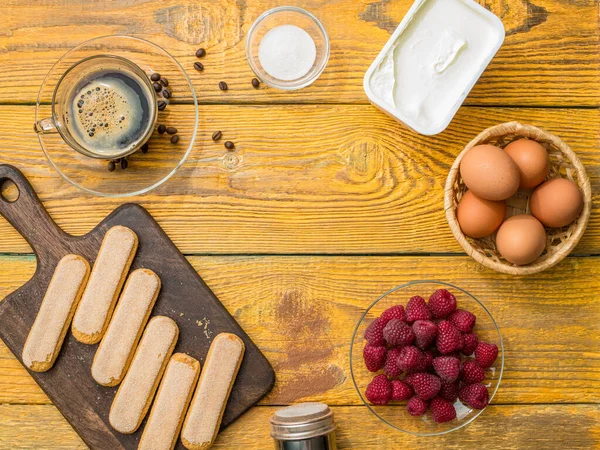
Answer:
[[504, 139, 550, 189], [496, 215, 546, 265], [530, 178, 583, 227], [457, 190, 507, 238], [460, 144, 520, 201]]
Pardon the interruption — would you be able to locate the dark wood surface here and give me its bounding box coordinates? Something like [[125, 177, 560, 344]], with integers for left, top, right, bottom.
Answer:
[[0, 164, 275, 450]]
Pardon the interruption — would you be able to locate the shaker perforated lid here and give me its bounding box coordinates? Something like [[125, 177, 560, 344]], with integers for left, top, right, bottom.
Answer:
[[270, 402, 336, 441]]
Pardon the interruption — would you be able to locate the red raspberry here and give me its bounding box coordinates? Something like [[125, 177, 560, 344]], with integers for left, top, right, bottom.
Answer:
[[462, 333, 479, 356], [430, 397, 457, 423], [436, 321, 464, 354], [423, 349, 434, 369], [428, 289, 457, 318], [405, 372, 441, 400], [406, 396, 428, 416], [406, 296, 431, 323], [412, 320, 438, 350], [397, 346, 427, 373], [439, 379, 459, 402], [364, 318, 385, 346], [461, 360, 485, 384], [363, 344, 387, 372], [365, 374, 392, 405], [380, 305, 406, 325], [459, 383, 490, 409], [383, 319, 415, 347], [384, 348, 403, 378], [391, 380, 413, 401], [432, 356, 460, 383], [448, 309, 476, 333], [475, 341, 499, 369]]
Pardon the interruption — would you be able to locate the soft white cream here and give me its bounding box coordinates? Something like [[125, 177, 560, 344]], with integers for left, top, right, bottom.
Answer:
[[365, 0, 504, 135]]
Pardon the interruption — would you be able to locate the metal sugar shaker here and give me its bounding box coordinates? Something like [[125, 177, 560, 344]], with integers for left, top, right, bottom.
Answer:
[[270, 402, 337, 450]]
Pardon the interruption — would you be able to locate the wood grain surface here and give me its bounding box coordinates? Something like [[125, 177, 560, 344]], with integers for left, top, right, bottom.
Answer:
[[0, 105, 598, 255], [1, 254, 599, 407], [1, 0, 599, 448], [1, 404, 599, 449], [0, 0, 598, 106]]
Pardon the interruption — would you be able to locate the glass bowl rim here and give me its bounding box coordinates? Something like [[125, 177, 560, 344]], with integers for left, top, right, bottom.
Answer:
[[349, 279, 504, 436], [245, 5, 330, 91], [35, 34, 199, 198]]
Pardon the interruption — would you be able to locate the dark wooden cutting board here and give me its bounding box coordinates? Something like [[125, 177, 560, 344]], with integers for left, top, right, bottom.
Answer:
[[0, 164, 275, 450]]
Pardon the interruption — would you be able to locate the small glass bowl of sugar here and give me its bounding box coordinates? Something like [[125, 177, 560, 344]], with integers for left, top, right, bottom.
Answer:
[[246, 6, 329, 90]]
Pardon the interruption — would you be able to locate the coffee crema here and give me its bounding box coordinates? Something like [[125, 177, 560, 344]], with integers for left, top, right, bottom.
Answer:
[[67, 69, 153, 157]]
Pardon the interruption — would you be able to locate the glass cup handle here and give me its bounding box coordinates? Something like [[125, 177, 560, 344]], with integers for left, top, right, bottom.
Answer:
[[34, 117, 58, 134]]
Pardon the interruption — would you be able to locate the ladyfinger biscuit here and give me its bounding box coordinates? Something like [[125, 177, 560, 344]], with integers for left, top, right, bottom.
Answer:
[[72, 225, 138, 344], [138, 354, 201, 450], [181, 333, 245, 450], [22, 254, 90, 372], [109, 316, 178, 434], [91, 269, 161, 386]]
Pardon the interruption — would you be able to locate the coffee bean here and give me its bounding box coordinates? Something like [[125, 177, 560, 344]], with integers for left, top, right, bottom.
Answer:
[[212, 130, 222, 141], [195, 48, 206, 58], [162, 89, 171, 99], [159, 77, 169, 87], [107, 160, 116, 172], [166, 126, 177, 135], [170, 135, 180, 144], [252, 78, 260, 88], [158, 124, 167, 134], [158, 101, 167, 111], [194, 62, 204, 71], [120, 159, 128, 169], [224, 141, 235, 150], [151, 73, 161, 82], [219, 81, 228, 91], [153, 82, 162, 92], [141, 143, 149, 154]]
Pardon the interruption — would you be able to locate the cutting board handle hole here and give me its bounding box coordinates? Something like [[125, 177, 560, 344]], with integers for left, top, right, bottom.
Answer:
[[0, 178, 19, 203]]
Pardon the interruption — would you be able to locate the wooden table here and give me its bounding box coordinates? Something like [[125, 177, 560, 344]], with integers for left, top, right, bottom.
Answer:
[[0, 1, 598, 448]]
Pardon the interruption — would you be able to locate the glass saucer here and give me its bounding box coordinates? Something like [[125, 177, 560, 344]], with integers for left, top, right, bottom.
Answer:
[[35, 35, 198, 197]]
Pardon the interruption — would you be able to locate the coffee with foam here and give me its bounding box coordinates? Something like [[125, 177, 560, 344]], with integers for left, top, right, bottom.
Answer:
[[67, 69, 154, 158]]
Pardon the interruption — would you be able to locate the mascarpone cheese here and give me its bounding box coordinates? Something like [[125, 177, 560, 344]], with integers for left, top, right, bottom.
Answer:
[[365, 0, 504, 135]]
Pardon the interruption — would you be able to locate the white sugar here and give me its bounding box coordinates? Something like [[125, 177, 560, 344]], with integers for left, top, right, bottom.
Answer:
[[258, 25, 316, 81]]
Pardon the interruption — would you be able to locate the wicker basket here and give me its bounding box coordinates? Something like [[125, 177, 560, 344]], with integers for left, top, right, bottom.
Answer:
[[445, 122, 592, 275]]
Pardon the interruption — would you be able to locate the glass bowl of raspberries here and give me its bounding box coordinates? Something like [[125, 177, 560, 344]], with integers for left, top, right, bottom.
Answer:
[[350, 280, 503, 435]]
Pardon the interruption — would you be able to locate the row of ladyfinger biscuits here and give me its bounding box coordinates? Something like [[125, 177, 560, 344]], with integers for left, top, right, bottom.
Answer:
[[21, 225, 245, 450], [112, 318, 245, 450], [22, 226, 139, 373]]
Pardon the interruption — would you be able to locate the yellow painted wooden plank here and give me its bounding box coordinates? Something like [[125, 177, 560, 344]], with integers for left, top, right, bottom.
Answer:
[[1, 255, 599, 405], [0, 404, 598, 449], [0, 105, 598, 254], [0, 0, 598, 105]]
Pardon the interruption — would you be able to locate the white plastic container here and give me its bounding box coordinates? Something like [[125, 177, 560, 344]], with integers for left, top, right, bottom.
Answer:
[[363, 0, 505, 136]]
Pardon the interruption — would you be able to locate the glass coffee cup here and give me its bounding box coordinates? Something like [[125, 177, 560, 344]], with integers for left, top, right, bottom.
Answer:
[[34, 55, 157, 160]]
